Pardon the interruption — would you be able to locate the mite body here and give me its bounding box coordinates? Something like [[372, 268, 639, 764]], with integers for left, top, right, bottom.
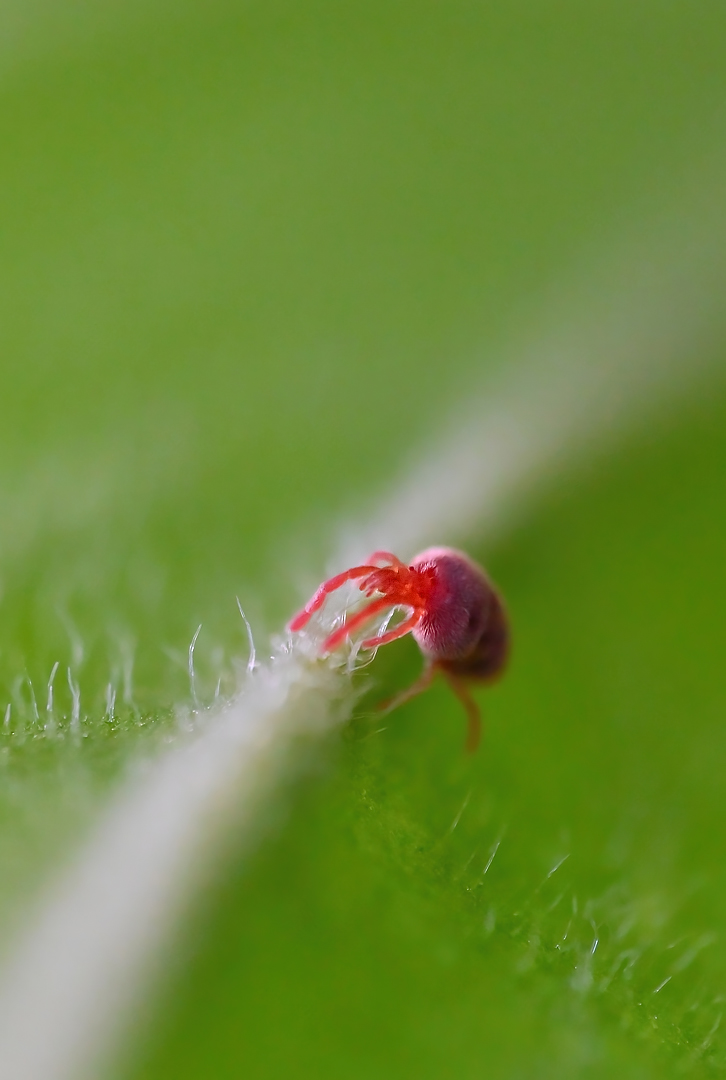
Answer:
[[289, 546, 509, 751]]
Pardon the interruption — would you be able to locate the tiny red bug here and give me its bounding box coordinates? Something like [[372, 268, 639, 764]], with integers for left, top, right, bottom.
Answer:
[[289, 547, 509, 751]]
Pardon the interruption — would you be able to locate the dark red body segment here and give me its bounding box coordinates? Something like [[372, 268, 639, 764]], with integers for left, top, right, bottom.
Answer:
[[410, 547, 509, 678], [288, 545, 509, 751]]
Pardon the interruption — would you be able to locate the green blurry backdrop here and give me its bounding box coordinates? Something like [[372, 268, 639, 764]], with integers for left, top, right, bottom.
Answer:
[[1, 1, 726, 1076]]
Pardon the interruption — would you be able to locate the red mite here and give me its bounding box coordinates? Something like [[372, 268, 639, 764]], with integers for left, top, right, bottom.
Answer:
[[289, 547, 509, 752]]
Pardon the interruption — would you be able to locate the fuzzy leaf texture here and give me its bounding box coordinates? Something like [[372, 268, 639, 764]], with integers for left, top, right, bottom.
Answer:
[[0, 3, 725, 1079]]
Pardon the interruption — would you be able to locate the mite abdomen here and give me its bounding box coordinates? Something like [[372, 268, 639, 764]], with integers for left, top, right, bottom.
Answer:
[[440, 588, 510, 682]]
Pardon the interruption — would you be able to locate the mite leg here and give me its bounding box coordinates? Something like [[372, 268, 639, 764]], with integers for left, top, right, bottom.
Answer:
[[377, 658, 436, 716], [322, 597, 392, 652], [443, 671, 482, 753], [289, 565, 376, 631], [366, 551, 406, 568], [362, 608, 422, 649]]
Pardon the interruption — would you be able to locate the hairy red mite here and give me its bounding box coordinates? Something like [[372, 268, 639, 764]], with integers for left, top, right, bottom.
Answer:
[[289, 547, 509, 752]]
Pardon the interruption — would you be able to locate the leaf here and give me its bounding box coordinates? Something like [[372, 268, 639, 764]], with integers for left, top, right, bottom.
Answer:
[[0, 3, 725, 1078]]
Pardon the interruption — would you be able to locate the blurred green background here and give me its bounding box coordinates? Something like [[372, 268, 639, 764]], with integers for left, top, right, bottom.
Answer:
[[1, 1, 726, 1076]]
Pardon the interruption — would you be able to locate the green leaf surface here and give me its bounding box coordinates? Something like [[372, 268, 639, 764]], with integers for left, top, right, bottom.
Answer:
[[121, 390, 726, 1080], [1, 2, 726, 1076]]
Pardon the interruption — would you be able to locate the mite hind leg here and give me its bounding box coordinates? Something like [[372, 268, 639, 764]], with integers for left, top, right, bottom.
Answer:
[[442, 670, 482, 753], [376, 661, 483, 755], [377, 659, 436, 716]]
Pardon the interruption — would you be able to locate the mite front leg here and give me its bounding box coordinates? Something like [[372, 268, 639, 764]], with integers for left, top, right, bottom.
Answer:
[[322, 597, 392, 652], [366, 551, 407, 568], [289, 565, 376, 631], [362, 608, 422, 649]]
